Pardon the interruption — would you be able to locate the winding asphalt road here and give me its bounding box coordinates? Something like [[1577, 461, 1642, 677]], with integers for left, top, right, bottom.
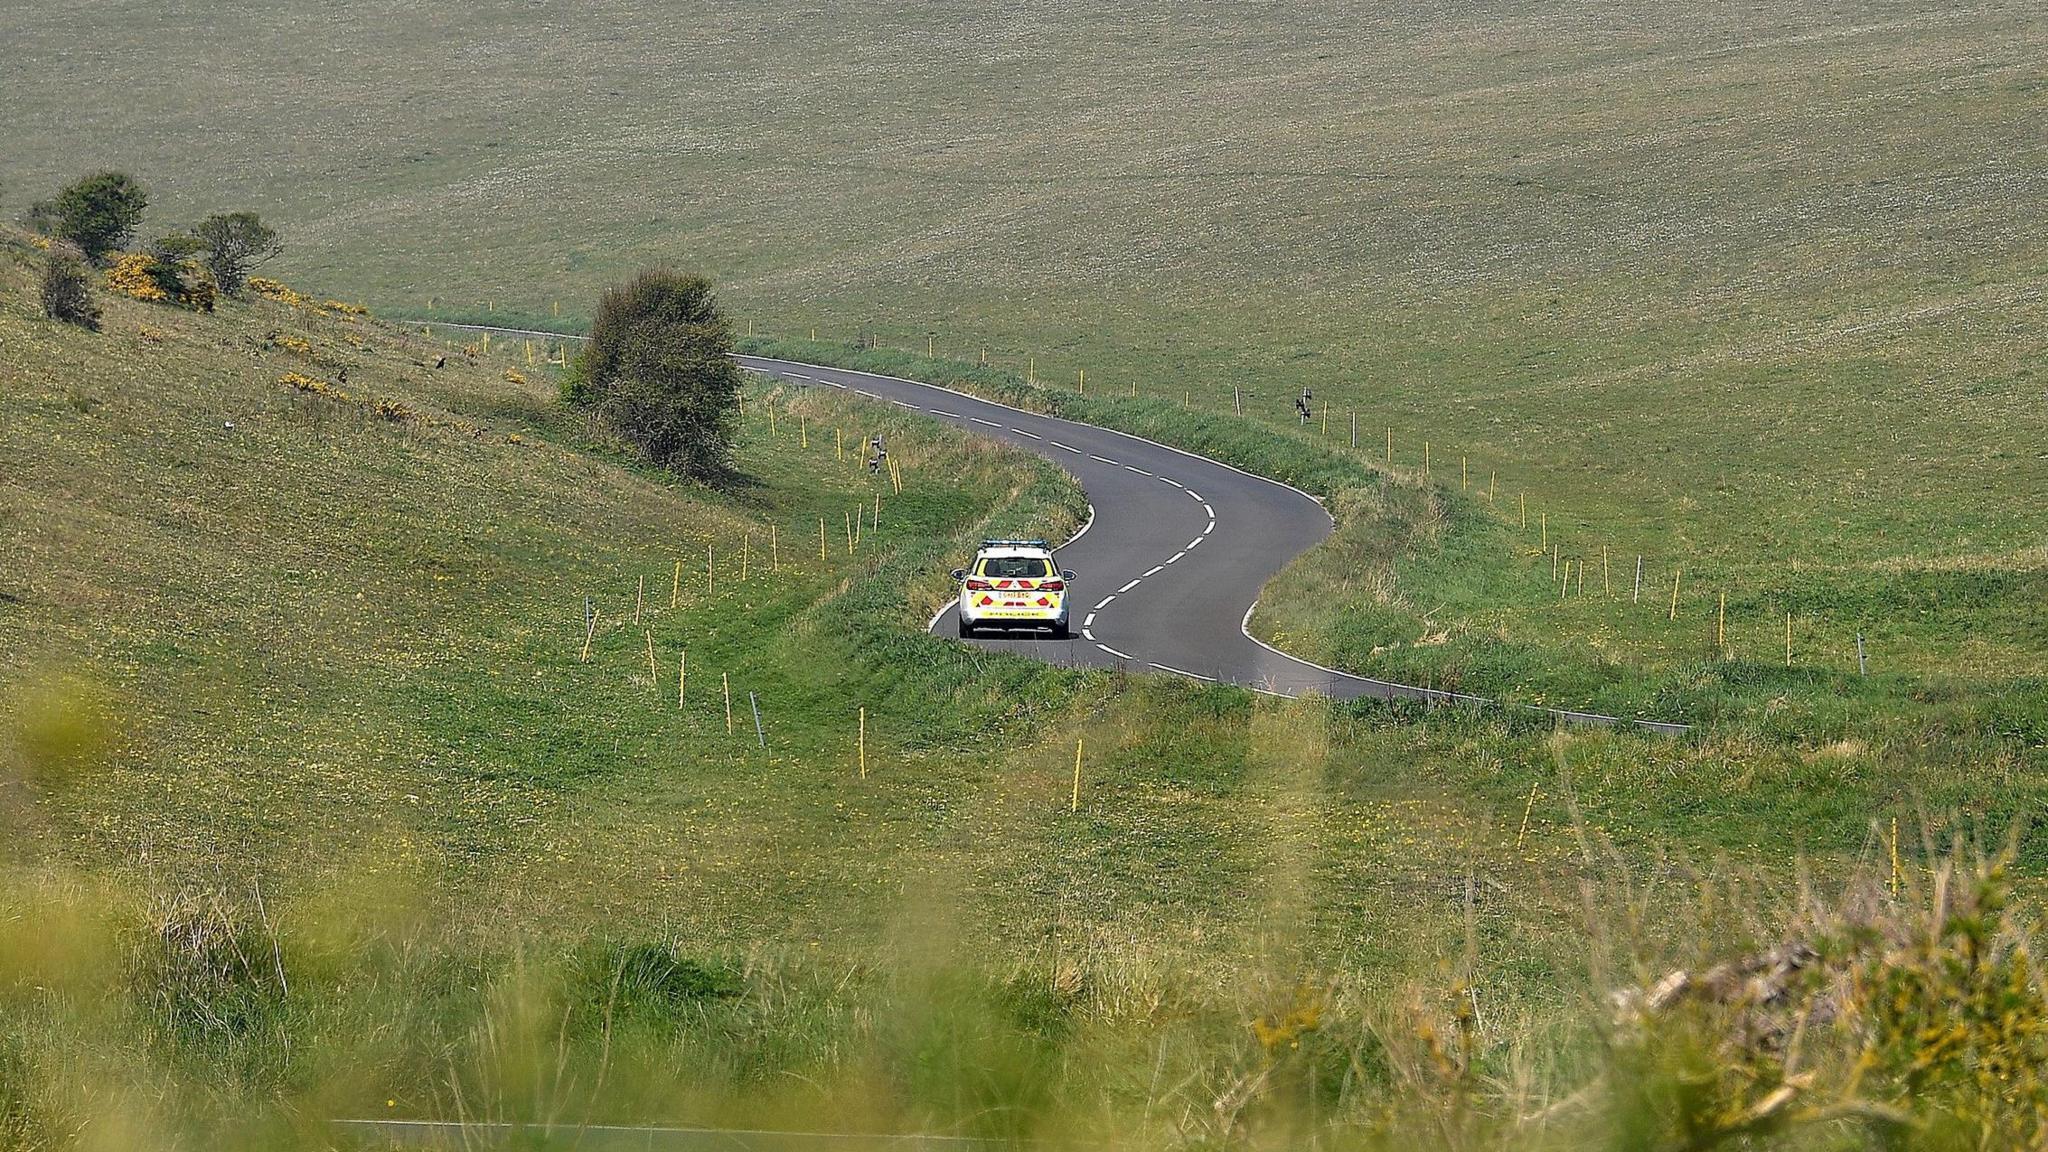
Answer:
[[736, 354, 1685, 735], [404, 323, 1676, 734]]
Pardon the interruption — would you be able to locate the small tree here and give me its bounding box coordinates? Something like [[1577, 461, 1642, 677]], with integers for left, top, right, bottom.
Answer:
[[570, 270, 742, 478], [193, 211, 281, 297], [39, 244, 101, 331], [50, 172, 148, 263]]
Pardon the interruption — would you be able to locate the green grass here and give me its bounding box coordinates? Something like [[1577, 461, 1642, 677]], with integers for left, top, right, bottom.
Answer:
[[2, 0, 2040, 693], [4, 244, 2048, 1145]]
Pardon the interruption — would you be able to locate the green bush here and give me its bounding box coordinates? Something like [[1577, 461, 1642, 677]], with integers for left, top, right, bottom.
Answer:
[[37, 244, 100, 331], [49, 171, 148, 263], [569, 269, 742, 478]]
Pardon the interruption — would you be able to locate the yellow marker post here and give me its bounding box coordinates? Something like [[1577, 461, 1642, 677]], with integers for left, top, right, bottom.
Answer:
[[1540, 512, 1547, 550], [819, 518, 828, 562], [1079, 368, 1085, 394], [1424, 441, 1431, 479], [1890, 817, 1900, 897], [801, 418, 808, 449], [858, 707, 867, 779], [1462, 456, 1468, 491], [1386, 426, 1392, 463], [1786, 612, 1793, 667], [1669, 567, 1682, 621], [1071, 737, 1083, 812], [1717, 592, 1727, 653], [645, 630, 658, 683], [722, 673, 733, 735], [1520, 493, 1527, 528], [679, 649, 686, 708]]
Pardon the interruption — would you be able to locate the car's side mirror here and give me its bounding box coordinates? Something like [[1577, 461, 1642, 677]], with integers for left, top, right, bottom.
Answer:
[[1060, 569, 1077, 581], [949, 569, 967, 581]]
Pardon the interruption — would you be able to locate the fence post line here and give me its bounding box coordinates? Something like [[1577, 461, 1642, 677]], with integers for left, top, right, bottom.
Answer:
[[859, 707, 867, 779], [819, 518, 827, 562], [679, 649, 687, 708], [723, 673, 733, 734], [645, 630, 658, 683], [749, 692, 765, 748], [636, 575, 644, 625], [1634, 556, 1643, 604], [1669, 567, 1682, 621]]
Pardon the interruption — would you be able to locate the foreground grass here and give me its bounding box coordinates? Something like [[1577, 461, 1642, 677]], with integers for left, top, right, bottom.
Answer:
[[4, 238, 2046, 1149]]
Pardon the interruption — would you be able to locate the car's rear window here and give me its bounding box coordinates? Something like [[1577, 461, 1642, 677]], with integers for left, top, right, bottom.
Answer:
[[979, 557, 1051, 578]]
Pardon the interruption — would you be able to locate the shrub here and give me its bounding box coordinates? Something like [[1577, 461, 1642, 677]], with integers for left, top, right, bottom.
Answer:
[[49, 172, 148, 263], [38, 245, 101, 331], [192, 211, 281, 297], [568, 269, 742, 478], [104, 248, 218, 312]]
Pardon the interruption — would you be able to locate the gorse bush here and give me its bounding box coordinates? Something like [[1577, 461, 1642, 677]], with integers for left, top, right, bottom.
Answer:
[[38, 244, 100, 331], [568, 269, 742, 479]]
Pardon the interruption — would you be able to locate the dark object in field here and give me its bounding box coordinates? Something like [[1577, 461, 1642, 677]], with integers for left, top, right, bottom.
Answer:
[[39, 244, 101, 331]]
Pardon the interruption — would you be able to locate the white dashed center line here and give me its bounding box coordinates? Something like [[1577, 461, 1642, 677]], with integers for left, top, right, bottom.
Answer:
[[1187, 536, 1204, 549], [1160, 478, 1184, 488], [970, 417, 1002, 427], [1012, 428, 1042, 439], [1096, 643, 1134, 660], [1116, 578, 1142, 594], [1093, 595, 1116, 610], [1167, 551, 1186, 563], [1143, 565, 1164, 578], [1049, 441, 1080, 452], [1089, 454, 1119, 465]]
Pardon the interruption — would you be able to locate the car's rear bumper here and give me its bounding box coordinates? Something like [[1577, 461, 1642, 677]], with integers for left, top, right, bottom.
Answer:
[[960, 603, 1068, 628]]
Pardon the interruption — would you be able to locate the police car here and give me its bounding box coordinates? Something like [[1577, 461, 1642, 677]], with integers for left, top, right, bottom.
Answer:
[[950, 539, 1076, 639]]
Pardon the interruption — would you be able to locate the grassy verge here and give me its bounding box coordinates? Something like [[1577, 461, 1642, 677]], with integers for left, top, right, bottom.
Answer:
[[734, 336, 2048, 751]]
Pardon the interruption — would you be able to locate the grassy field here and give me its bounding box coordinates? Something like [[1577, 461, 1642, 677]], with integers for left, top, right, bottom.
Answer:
[[4, 0, 2047, 1141], [2, 0, 2039, 696], [2, 234, 2046, 1146]]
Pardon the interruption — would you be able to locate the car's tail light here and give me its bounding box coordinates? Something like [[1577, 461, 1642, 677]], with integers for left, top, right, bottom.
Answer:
[[1039, 580, 1064, 592], [965, 578, 992, 591]]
